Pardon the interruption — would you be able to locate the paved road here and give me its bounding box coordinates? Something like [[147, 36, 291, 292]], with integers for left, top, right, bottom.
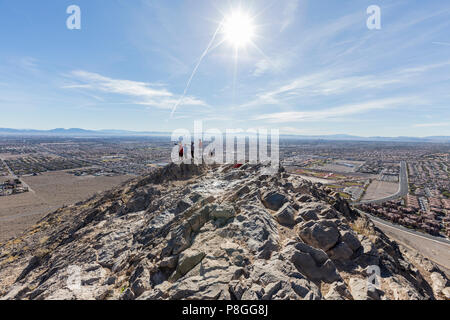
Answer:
[[357, 209, 450, 245], [357, 209, 450, 275], [358, 161, 408, 204]]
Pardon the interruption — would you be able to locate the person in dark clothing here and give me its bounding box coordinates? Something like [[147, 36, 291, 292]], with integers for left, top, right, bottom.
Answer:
[[191, 141, 195, 159], [178, 142, 183, 159]]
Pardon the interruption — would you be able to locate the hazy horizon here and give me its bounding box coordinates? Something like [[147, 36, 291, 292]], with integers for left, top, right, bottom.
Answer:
[[1, 126, 450, 140]]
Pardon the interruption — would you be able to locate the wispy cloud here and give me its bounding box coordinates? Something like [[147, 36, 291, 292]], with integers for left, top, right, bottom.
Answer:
[[18, 57, 39, 72], [64, 70, 207, 110], [66, 70, 172, 97], [279, 126, 336, 135], [433, 42, 450, 46], [399, 60, 450, 74], [239, 71, 402, 109], [239, 57, 450, 110], [254, 97, 418, 123], [280, 0, 300, 32], [253, 55, 290, 76], [413, 122, 450, 128]]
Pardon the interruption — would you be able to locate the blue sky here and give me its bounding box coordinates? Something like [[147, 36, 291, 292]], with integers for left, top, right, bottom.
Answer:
[[0, 0, 449, 137]]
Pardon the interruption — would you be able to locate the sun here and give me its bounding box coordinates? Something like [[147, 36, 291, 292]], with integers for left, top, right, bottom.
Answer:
[[222, 10, 255, 48], [171, 7, 262, 116]]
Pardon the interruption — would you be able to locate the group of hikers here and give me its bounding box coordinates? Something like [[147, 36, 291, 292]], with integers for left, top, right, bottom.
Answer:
[[178, 139, 204, 160]]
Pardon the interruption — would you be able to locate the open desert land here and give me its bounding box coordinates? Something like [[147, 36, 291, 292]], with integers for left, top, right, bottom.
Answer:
[[0, 171, 131, 242], [295, 175, 336, 184], [311, 160, 365, 173], [362, 180, 399, 201]]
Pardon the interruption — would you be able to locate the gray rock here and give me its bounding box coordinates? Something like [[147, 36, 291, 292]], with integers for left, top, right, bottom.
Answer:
[[430, 272, 448, 297], [349, 277, 380, 300], [120, 288, 135, 300], [291, 278, 321, 300], [282, 243, 341, 283], [211, 204, 235, 220], [355, 238, 380, 266], [257, 238, 279, 260], [229, 281, 247, 300], [324, 281, 352, 300], [327, 242, 354, 261], [170, 249, 205, 282], [175, 199, 192, 214], [189, 193, 202, 203], [164, 213, 200, 256], [298, 206, 319, 221], [131, 279, 149, 298], [241, 287, 262, 300], [159, 256, 178, 269], [294, 242, 329, 264], [261, 191, 288, 211], [319, 208, 338, 219], [442, 287, 450, 299], [230, 185, 251, 201], [297, 194, 312, 203], [104, 276, 117, 286], [124, 188, 157, 213], [298, 220, 340, 251], [261, 281, 283, 300], [275, 203, 296, 226], [341, 230, 361, 252]]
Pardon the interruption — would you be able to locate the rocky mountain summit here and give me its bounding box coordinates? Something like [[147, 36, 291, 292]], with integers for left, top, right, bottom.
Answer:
[[0, 163, 449, 300]]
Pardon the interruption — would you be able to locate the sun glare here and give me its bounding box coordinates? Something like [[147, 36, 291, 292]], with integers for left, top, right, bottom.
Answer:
[[223, 10, 255, 48]]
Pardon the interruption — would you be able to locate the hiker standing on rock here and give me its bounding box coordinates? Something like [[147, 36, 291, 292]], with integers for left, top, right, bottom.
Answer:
[[178, 142, 183, 159]]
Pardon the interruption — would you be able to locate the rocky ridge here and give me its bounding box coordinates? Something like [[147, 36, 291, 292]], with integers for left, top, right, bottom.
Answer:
[[0, 163, 448, 300]]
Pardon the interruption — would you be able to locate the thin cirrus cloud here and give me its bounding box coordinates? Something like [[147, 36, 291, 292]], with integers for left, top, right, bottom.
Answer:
[[413, 122, 450, 128], [63, 70, 208, 110], [280, 0, 301, 32], [253, 58, 286, 76], [239, 57, 450, 111], [254, 97, 419, 123], [398, 60, 450, 75], [239, 71, 402, 109]]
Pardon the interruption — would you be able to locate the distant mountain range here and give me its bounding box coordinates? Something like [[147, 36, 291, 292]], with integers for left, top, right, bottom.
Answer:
[[0, 127, 449, 142], [280, 134, 450, 143], [0, 128, 170, 137]]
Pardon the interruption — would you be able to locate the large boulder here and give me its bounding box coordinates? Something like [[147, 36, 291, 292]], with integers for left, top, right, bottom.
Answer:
[[247, 258, 322, 300], [298, 204, 320, 221], [169, 249, 205, 282], [261, 191, 288, 211], [211, 204, 235, 220], [275, 203, 296, 226], [282, 242, 341, 283], [327, 242, 354, 261], [298, 220, 340, 251], [340, 230, 362, 252], [333, 196, 357, 220]]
